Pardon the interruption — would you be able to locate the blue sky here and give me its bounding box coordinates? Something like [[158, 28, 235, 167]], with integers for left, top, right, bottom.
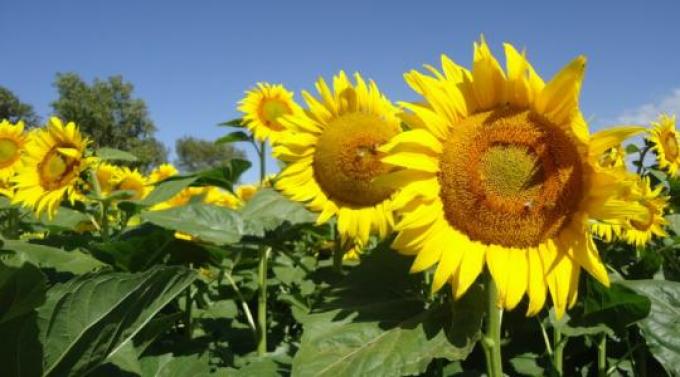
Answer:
[[3, 1, 680, 182]]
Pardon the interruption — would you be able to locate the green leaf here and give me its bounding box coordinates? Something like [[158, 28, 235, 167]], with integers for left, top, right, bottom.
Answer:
[[39, 207, 91, 231], [90, 226, 175, 272], [621, 279, 680, 376], [569, 278, 651, 334], [141, 203, 244, 245], [0, 262, 46, 325], [38, 266, 197, 377], [96, 147, 138, 162], [1, 240, 106, 275], [241, 188, 315, 237], [139, 353, 214, 377], [218, 118, 245, 128], [192, 159, 251, 191], [625, 144, 640, 154], [291, 247, 483, 377], [216, 131, 251, 144], [138, 176, 197, 206], [666, 214, 680, 236]]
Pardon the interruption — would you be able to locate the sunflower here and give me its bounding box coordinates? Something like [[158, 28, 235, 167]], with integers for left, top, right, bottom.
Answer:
[[273, 71, 402, 245], [238, 83, 302, 142], [149, 163, 179, 184], [622, 177, 668, 247], [13, 117, 91, 218], [204, 186, 241, 209], [649, 114, 680, 176], [236, 184, 258, 202], [114, 167, 149, 200], [0, 120, 28, 179], [598, 145, 627, 169], [95, 162, 122, 196], [0, 178, 14, 199], [379, 39, 647, 317]]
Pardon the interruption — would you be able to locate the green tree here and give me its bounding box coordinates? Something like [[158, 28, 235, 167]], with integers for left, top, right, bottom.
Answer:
[[0, 86, 40, 127], [51, 73, 167, 170], [175, 136, 246, 173]]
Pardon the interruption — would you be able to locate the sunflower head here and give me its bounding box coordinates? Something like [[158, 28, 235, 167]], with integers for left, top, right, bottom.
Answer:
[[273, 71, 402, 245], [622, 177, 668, 247], [0, 120, 28, 179], [95, 162, 122, 195], [114, 167, 149, 201], [149, 163, 179, 184], [380, 39, 648, 317], [238, 83, 302, 142], [13, 117, 91, 218], [649, 114, 680, 176], [204, 186, 241, 209], [236, 184, 258, 202]]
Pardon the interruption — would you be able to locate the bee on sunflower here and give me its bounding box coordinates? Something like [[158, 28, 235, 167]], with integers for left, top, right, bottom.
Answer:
[[379, 39, 648, 317], [13, 117, 92, 218], [272, 71, 402, 249]]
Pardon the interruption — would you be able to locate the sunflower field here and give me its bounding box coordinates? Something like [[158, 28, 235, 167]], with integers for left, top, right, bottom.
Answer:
[[2, 39, 680, 377]]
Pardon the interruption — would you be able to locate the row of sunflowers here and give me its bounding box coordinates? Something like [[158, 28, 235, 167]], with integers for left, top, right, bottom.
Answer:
[[0, 38, 679, 376]]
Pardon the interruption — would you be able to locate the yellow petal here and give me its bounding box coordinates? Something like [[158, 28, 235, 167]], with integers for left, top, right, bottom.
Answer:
[[535, 56, 586, 127]]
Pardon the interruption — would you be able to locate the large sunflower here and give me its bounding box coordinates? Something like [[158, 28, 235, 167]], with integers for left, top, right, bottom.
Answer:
[[0, 120, 28, 179], [380, 40, 646, 317], [238, 83, 302, 142], [649, 114, 680, 176], [273, 71, 402, 245], [13, 117, 90, 218]]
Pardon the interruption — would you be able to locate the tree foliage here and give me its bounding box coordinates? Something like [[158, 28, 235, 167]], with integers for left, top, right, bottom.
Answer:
[[51, 73, 167, 170], [174, 136, 245, 173], [0, 86, 40, 127]]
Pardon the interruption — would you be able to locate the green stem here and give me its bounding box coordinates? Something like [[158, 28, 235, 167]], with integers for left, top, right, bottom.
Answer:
[[597, 333, 607, 377], [637, 144, 651, 175], [554, 326, 566, 376], [184, 284, 193, 339], [481, 273, 503, 377], [257, 246, 270, 355], [100, 202, 110, 242], [259, 141, 266, 182]]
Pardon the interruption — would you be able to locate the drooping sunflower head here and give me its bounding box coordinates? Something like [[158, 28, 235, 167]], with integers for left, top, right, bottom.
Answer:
[[114, 167, 150, 201], [381, 39, 647, 317], [149, 163, 179, 184], [273, 71, 402, 244], [13, 117, 91, 218], [238, 83, 302, 142], [0, 120, 29, 179], [648, 114, 680, 176], [622, 177, 668, 247]]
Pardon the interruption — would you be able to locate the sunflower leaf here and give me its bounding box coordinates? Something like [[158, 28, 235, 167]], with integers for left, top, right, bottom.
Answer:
[[240, 188, 315, 237], [95, 147, 138, 162]]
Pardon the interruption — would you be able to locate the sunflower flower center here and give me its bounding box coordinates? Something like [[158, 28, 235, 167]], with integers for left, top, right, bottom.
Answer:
[[629, 202, 655, 231], [118, 178, 145, 200], [663, 133, 679, 160], [39, 147, 80, 190], [0, 138, 19, 167], [313, 113, 397, 207], [260, 99, 290, 131], [438, 107, 584, 248]]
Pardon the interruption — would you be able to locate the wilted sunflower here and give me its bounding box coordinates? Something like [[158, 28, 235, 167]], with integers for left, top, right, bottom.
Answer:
[[0, 120, 28, 179], [380, 40, 646, 317], [13, 117, 91, 218], [239, 83, 302, 142], [149, 163, 179, 184], [622, 177, 668, 247], [649, 114, 680, 176], [115, 167, 149, 200], [273, 71, 402, 245]]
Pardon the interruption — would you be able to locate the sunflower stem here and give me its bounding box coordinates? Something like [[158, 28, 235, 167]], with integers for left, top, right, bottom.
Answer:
[[256, 246, 270, 355], [482, 273, 503, 377], [553, 326, 566, 375], [184, 282, 193, 340], [636, 144, 651, 175], [100, 201, 110, 242], [597, 333, 607, 377]]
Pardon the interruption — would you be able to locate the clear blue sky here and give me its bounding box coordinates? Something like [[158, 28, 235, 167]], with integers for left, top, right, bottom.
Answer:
[[3, 1, 680, 183]]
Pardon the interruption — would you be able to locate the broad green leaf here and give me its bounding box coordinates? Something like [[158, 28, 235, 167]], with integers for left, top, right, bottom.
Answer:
[[568, 278, 651, 334], [666, 214, 680, 236], [621, 279, 680, 376], [1, 240, 106, 275], [227, 357, 280, 377], [39, 207, 91, 231], [509, 353, 545, 377], [38, 266, 197, 376], [138, 177, 197, 206], [216, 131, 251, 144], [141, 203, 243, 245], [192, 159, 251, 191], [0, 262, 46, 325], [90, 226, 175, 271], [138, 353, 215, 377], [241, 188, 315, 237], [96, 147, 138, 162], [291, 248, 483, 377], [625, 144, 640, 154]]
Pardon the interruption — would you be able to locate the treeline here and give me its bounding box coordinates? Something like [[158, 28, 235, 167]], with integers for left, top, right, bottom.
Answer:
[[0, 74, 244, 172]]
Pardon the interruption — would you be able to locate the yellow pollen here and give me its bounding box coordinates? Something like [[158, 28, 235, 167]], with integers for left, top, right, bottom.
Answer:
[[438, 107, 584, 248], [0, 138, 18, 167], [260, 99, 290, 131], [663, 132, 679, 160], [313, 113, 398, 207]]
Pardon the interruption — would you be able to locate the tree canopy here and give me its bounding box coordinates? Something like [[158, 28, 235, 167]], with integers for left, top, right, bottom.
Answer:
[[51, 73, 167, 170], [0, 86, 40, 127], [175, 136, 245, 173]]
